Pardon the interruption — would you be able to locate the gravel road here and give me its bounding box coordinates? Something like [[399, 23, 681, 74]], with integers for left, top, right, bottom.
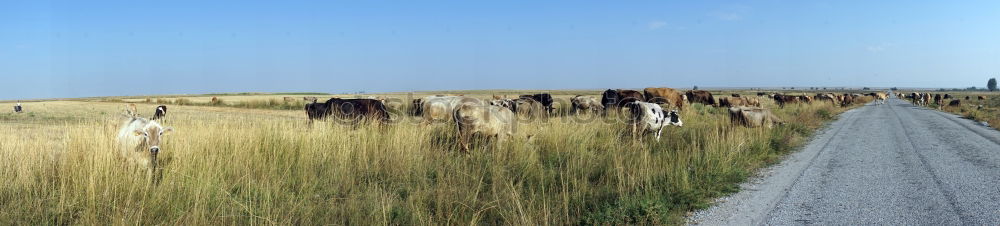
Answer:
[[688, 96, 1000, 225]]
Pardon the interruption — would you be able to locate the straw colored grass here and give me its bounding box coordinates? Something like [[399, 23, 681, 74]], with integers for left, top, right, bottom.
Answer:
[[1, 93, 863, 225]]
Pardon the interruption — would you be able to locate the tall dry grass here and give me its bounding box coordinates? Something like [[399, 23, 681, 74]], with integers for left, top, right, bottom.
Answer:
[[1, 97, 862, 225]]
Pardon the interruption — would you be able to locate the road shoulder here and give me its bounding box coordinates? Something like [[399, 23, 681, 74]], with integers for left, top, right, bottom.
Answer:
[[686, 105, 865, 225]]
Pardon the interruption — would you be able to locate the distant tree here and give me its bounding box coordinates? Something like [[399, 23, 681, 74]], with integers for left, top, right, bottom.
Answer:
[[989, 78, 997, 92], [890, 87, 898, 91], [862, 87, 871, 90], [823, 87, 827, 90], [693, 85, 699, 90]]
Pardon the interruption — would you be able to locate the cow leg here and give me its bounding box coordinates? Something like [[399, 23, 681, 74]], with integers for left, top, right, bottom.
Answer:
[[458, 132, 470, 153], [655, 127, 663, 142], [634, 128, 641, 142]]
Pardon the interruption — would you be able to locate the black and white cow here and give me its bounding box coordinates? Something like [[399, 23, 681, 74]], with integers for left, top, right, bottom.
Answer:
[[625, 101, 683, 141], [151, 105, 168, 120]]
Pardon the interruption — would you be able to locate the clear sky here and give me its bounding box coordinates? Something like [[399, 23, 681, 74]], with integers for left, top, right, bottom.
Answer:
[[3, 1, 999, 100]]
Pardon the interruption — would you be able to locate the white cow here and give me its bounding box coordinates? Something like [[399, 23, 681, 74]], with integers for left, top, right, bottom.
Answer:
[[571, 95, 603, 115], [454, 100, 516, 152], [420, 95, 477, 123], [874, 92, 888, 105], [116, 105, 173, 183], [729, 106, 783, 128], [626, 101, 683, 141]]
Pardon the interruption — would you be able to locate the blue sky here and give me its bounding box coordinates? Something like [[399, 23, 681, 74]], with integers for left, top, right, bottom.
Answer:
[[2, 1, 999, 99]]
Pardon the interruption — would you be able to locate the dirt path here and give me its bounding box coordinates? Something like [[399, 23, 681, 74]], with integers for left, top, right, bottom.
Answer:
[[688, 97, 1000, 225]]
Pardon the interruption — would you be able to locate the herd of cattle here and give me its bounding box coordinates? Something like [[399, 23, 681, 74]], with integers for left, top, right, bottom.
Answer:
[[297, 88, 893, 151], [105, 89, 995, 183], [904, 92, 987, 108]]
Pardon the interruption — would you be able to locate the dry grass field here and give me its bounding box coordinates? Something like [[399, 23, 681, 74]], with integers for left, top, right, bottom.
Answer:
[[1, 90, 869, 225]]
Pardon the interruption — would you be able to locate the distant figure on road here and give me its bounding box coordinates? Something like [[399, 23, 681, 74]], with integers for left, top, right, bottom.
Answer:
[[13, 102, 22, 113]]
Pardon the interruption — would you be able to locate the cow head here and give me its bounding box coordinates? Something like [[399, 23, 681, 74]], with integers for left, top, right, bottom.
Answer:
[[664, 110, 683, 127], [133, 121, 173, 155]]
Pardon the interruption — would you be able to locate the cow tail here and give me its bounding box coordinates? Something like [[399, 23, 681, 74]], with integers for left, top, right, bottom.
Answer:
[[452, 105, 462, 133]]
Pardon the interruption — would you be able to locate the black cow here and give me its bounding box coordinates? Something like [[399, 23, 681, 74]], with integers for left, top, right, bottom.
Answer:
[[305, 101, 330, 123], [151, 105, 167, 120], [411, 98, 423, 116], [308, 98, 390, 124], [773, 94, 800, 108], [519, 93, 554, 114], [601, 89, 645, 114], [14, 104, 22, 113], [601, 89, 621, 114]]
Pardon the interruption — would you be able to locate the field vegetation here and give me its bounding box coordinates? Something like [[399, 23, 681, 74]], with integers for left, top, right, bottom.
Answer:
[[1, 90, 868, 225]]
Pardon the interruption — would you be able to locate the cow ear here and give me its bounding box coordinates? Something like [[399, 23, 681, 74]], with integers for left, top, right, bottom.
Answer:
[[162, 127, 173, 135], [134, 129, 145, 136]]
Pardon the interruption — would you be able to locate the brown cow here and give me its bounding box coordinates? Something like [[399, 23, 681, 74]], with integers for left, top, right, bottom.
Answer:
[[618, 90, 645, 103], [283, 97, 295, 102], [643, 87, 685, 110], [948, 99, 961, 106], [979, 96, 987, 100], [685, 90, 716, 106], [840, 94, 854, 107]]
